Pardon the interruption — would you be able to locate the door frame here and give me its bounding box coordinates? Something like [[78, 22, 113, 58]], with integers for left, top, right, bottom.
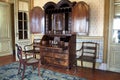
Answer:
[[107, 0, 120, 72], [14, 0, 33, 60]]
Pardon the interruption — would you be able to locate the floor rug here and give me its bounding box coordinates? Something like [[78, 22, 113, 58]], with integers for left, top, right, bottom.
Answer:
[[0, 62, 86, 80]]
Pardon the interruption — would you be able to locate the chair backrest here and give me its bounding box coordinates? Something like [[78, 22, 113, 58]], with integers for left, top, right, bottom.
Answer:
[[24, 39, 41, 51], [33, 39, 41, 46], [81, 42, 97, 59], [33, 39, 41, 51], [16, 44, 23, 60]]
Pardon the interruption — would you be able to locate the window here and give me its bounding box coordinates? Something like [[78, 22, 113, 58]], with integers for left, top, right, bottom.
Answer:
[[112, 17, 120, 43], [112, 3, 120, 43], [18, 1, 29, 40], [18, 12, 28, 39]]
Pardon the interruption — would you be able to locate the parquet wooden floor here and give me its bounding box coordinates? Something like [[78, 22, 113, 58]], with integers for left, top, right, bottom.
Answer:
[[0, 55, 120, 80]]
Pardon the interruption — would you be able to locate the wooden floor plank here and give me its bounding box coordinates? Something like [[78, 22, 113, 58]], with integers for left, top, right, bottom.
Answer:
[[0, 55, 120, 80]]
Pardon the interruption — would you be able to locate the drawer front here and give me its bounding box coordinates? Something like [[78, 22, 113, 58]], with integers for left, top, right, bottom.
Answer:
[[54, 53, 68, 59], [44, 57, 54, 64], [54, 58, 68, 66], [40, 48, 46, 51], [40, 47, 51, 52], [44, 52, 53, 57]]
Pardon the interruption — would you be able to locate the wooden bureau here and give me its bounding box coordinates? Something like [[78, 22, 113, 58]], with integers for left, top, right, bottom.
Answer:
[[40, 35, 76, 69]]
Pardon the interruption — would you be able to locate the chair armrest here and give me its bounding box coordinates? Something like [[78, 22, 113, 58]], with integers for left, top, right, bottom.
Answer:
[[76, 47, 83, 58], [76, 47, 82, 52], [24, 43, 33, 51], [23, 44, 35, 59]]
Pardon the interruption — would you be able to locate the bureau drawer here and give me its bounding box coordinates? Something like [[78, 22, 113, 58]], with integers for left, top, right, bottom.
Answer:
[[44, 57, 54, 64], [54, 58, 68, 66], [53, 53, 68, 59], [44, 52, 53, 57]]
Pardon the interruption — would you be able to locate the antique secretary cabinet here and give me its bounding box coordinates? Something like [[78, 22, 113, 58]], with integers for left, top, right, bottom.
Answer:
[[39, 0, 89, 69]]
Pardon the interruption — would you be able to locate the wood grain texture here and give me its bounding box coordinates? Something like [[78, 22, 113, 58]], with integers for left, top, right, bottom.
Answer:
[[72, 1, 89, 35], [0, 55, 120, 80], [30, 6, 44, 33]]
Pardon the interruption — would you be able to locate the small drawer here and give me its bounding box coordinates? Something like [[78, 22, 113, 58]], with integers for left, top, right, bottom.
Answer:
[[44, 52, 53, 57], [44, 57, 54, 64], [54, 58, 68, 66], [40, 48, 46, 51], [54, 53, 68, 59]]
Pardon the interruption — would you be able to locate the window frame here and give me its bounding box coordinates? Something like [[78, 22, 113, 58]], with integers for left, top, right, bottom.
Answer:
[[18, 0, 30, 40]]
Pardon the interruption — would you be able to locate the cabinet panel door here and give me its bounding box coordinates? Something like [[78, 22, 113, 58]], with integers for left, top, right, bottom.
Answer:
[[30, 7, 44, 33], [72, 2, 89, 35]]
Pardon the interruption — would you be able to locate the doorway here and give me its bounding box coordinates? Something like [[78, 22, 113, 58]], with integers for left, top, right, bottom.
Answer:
[[108, 0, 120, 73]]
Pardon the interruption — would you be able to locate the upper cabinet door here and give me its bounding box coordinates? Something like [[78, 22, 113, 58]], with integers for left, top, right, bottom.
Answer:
[[72, 2, 89, 35], [29, 7, 44, 34]]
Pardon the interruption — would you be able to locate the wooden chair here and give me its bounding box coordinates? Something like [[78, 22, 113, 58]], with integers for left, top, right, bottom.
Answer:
[[24, 39, 41, 58], [74, 42, 97, 72], [16, 44, 41, 80]]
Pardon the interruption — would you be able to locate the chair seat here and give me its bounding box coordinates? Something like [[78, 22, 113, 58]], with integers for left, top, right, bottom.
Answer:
[[78, 56, 95, 62], [25, 49, 40, 53], [25, 50, 34, 53], [27, 58, 39, 63]]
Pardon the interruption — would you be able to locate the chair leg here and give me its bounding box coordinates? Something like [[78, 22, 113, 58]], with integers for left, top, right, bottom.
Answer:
[[73, 59, 77, 74], [38, 61, 41, 76], [93, 62, 95, 70], [81, 60, 83, 68], [18, 62, 21, 74], [22, 64, 26, 80], [33, 53, 36, 58], [75, 62, 77, 74], [32, 65, 35, 70]]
